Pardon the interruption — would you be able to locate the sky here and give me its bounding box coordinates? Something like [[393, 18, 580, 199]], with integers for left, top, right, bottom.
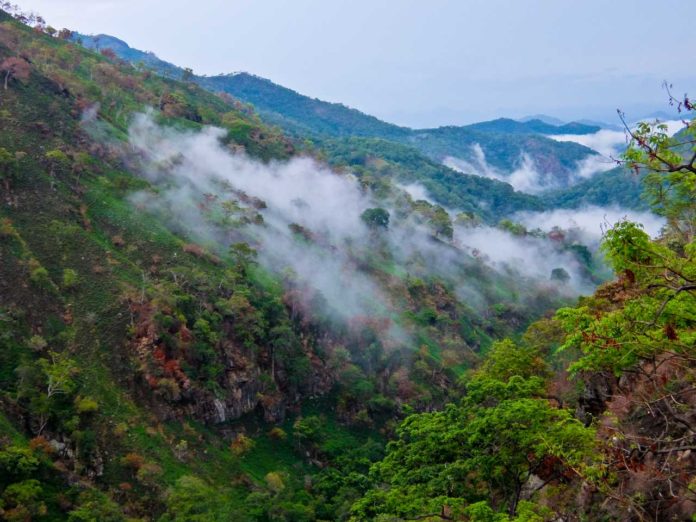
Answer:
[[11, 0, 696, 127]]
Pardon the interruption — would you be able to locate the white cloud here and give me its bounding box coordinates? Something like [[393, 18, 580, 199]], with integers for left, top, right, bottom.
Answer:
[[551, 129, 627, 158], [515, 205, 665, 243], [443, 143, 606, 194]]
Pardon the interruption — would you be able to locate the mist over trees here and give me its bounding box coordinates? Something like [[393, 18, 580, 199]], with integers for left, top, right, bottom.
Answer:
[[0, 3, 693, 521]]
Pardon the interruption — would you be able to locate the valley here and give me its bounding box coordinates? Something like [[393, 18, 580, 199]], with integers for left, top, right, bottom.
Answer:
[[0, 4, 694, 521]]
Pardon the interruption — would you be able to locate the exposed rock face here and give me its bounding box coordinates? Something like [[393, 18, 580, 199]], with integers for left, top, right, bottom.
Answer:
[[126, 297, 338, 426], [186, 365, 264, 423], [575, 371, 616, 425]]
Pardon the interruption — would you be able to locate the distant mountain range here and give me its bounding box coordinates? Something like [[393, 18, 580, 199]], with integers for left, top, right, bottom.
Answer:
[[73, 31, 642, 206], [462, 118, 599, 135]]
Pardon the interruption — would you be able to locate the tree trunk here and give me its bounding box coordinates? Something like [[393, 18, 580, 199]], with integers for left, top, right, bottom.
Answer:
[[4, 70, 9, 90], [509, 480, 523, 517], [271, 349, 276, 382]]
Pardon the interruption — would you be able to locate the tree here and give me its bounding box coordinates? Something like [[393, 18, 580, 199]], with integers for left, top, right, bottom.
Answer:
[[1, 57, 30, 90], [353, 375, 596, 519], [0, 147, 15, 191], [159, 475, 229, 521], [620, 88, 696, 242], [16, 352, 80, 434], [429, 205, 454, 240], [182, 67, 194, 82], [44, 149, 70, 176], [550, 267, 570, 283], [68, 490, 123, 521], [498, 219, 527, 236], [229, 242, 257, 276], [361, 207, 390, 229], [293, 415, 325, 458], [2, 479, 47, 520], [39, 351, 79, 399]]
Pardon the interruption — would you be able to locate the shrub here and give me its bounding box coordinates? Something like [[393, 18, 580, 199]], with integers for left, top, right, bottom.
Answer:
[[120, 452, 145, 471], [62, 268, 79, 289], [28, 259, 55, 292], [230, 434, 255, 457], [27, 335, 47, 352], [74, 396, 99, 414], [268, 427, 287, 441], [265, 472, 285, 493]]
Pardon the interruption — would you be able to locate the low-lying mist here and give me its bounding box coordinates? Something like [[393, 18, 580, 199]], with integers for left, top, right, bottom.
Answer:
[[515, 206, 665, 243], [113, 112, 659, 343], [444, 119, 686, 195], [550, 118, 686, 164], [442, 143, 615, 194]]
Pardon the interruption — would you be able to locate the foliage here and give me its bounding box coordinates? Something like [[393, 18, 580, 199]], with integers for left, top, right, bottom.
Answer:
[[558, 221, 696, 375], [353, 344, 596, 519], [360, 207, 390, 229]]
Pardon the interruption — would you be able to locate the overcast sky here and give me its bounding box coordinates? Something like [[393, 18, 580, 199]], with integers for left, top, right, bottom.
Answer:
[[12, 0, 696, 127]]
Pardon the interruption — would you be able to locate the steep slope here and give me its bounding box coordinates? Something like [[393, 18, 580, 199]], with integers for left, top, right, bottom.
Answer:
[[546, 166, 647, 209]]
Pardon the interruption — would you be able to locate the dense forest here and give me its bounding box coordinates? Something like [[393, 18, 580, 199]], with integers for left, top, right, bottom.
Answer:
[[0, 4, 694, 521]]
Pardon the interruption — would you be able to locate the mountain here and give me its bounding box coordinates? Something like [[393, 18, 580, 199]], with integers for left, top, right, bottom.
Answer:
[[72, 32, 604, 196], [200, 73, 411, 139], [74, 33, 182, 79], [461, 117, 600, 135], [575, 117, 622, 130], [546, 166, 647, 209], [2, 8, 694, 522], [0, 11, 605, 520], [519, 113, 566, 125]]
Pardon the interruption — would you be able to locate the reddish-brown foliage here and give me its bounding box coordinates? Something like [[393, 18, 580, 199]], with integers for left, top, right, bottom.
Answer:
[[1, 56, 30, 89]]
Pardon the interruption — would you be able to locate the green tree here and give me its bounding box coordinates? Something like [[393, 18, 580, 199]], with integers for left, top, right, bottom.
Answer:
[[2, 480, 47, 520], [44, 149, 70, 176], [293, 415, 325, 458], [159, 475, 237, 521], [557, 221, 696, 376], [229, 242, 257, 276], [68, 490, 124, 521], [353, 375, 595, 519], [621, 94, 695, 242], [360, 207, 390, 229]]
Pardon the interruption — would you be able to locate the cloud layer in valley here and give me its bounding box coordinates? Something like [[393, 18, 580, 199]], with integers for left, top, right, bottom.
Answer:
[[443, 143, 612, 194], [514, 206, 664, 242], [116, 113, 663, 336]]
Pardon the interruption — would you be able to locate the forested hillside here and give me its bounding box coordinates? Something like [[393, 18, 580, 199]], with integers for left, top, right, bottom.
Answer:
[[0, 5, 694, 522]]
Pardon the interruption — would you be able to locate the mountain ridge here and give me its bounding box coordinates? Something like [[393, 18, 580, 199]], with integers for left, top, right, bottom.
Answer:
[[73, 31, 609, 198]]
